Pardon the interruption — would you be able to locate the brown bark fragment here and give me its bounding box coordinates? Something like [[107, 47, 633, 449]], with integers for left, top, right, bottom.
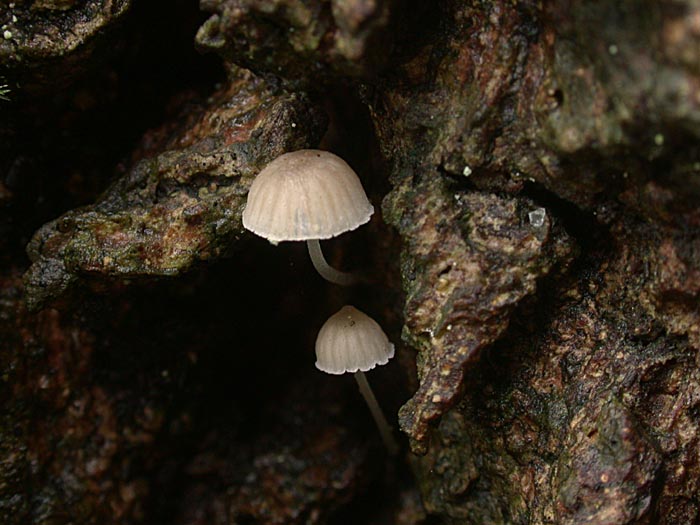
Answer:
[[1, 269, 163, 524], [196, 0, 401, 81], [370, 0, 700, 521], [387, 175, 573, 453], [23, 68, 326, 310], [0, 0, 131, 93]]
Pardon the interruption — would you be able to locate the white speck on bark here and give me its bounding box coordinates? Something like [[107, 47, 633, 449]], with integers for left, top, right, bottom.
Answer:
[[528, 208, 546, 228]]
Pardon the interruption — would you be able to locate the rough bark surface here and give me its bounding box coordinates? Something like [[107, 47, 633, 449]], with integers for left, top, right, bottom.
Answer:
[[195, 0, 403, 81], [0, 0, 132, 93], [1, 0, 699, 524], [23, 68, 326, 310]]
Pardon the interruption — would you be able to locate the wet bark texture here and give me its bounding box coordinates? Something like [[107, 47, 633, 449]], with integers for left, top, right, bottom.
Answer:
[[1, 0, 699, 523]]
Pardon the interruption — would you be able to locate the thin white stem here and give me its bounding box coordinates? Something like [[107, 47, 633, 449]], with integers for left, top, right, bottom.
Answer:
[[306, 239, 358, 286], [354, 371, 399, 456]]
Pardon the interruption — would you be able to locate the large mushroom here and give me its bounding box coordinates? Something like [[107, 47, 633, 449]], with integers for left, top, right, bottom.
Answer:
[[315, 305, 399, 455], [242, 150, 374, 286]]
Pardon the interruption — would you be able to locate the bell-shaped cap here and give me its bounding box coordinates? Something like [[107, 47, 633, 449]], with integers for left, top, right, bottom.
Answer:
[[242, 150, 374, 244], [315, 305, 395, 375]]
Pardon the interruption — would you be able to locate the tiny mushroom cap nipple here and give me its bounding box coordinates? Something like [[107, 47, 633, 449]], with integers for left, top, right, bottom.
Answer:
[[242, 150, 374, 285], [316, 305, 399, 455]]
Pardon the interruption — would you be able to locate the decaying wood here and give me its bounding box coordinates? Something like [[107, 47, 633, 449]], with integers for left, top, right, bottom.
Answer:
[[1, 0, 699, 523]]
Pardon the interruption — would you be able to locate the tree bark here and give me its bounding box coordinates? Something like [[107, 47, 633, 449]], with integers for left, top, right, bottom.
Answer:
[[1, 0, 699, 523]]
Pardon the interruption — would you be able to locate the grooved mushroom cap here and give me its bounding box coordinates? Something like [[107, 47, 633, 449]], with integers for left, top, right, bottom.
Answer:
[[242, 150, 374, 244], [315, 305, 395, 375]]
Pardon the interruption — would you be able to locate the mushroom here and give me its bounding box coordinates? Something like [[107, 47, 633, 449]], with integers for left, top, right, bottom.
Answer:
[[315, 305, 399, 455], [242, 150, 373, 286]]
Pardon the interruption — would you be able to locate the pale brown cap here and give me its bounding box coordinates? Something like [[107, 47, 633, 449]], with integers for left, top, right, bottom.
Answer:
[[242, 150, 374, 244], [315, 305, 395, 375]]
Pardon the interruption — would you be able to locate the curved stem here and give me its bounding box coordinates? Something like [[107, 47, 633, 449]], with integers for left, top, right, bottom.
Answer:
[[306, 239, 358, 286], [354, 371, 399, 456]]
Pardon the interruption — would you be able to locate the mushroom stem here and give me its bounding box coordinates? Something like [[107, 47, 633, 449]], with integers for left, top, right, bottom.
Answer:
[[354, 371, 399, 456], [306, 239, 358, 286]]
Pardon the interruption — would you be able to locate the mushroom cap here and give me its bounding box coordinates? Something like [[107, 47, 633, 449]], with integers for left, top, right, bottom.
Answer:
[[242, 150, 374, 244], [315, 305, 395, 375]]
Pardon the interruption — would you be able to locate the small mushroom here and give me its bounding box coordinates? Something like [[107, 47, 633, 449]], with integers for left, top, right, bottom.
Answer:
[[315, 305, 399, 455], [242, 150, 373, 285]]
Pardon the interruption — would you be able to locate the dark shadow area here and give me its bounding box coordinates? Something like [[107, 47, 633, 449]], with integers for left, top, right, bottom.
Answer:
[[0, 0, 224, 267]]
